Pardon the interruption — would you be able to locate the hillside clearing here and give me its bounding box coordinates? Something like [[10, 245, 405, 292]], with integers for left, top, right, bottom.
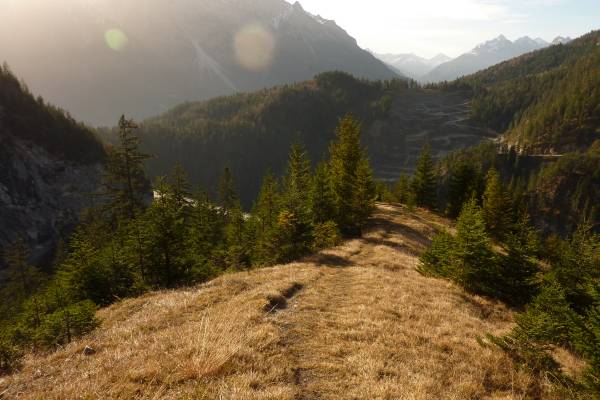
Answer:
[[0, 204, 565, 399]]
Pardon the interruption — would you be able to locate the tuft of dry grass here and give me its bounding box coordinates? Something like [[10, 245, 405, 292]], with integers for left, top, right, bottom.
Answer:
[[0, 204, 573, 399]]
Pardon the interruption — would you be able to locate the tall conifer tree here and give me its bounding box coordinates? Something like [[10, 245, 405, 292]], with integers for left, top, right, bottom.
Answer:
[[482, 168, 512, 238], [412, 143, 437, 210], [328, 114, 374, 235], [310, 162, 336, 224], [103, 116, 151, 220]]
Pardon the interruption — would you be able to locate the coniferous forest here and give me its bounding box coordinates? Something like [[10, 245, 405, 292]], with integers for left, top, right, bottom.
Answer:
[[0, 15, 599, 399], [0, 114, 376, 374]]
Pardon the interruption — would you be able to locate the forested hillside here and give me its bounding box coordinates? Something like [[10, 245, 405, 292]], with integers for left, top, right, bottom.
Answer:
[[0, 64, 106, 266], [101, 72, 491, 206], [447, 30, 600, 153], [0, 64, 105, 165], [1, 113, 377, 379], [1, 0, 397, 125]]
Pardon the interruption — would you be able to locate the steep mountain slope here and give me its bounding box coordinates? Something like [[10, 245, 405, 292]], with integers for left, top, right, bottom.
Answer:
[[105, 72, 492, 205], [0, 0, 397, 126], [371, 51, 451, 80], [436, 29, 600, 233], [0, 204, 569, 399], [453, 30, 600, 153], [0, 65, 106, 265], [422, 35, 555, 83]]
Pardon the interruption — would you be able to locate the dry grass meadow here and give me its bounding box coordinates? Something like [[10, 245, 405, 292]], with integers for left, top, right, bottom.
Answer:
[[0, 204, 572, 399]]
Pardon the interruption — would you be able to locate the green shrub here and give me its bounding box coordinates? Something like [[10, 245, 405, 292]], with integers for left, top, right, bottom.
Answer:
[[35, 301, 98, 348], [418, 231, 456, 278], [0, 331, 21, 374], [312, 221, 342, 251]]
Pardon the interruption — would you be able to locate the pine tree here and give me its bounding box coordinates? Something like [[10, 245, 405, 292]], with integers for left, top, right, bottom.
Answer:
[[455, 198, 497, 294], [102, 116, 151, 220], [412, 144, 437, 209], [251, 172, 281, 265], [224, 202, 249, 270], [351, 158, 376, 234], [446, 161, 481, 218], [282, 141, 312, 217], [482, 168, 512, 238], [218, 167, 238, 215], [189, 190, 225, 259], [3, 238, 39, 298], [328, 114, 373, 236], [168, 162, 192, 207], [142, 178, 190, 287], [310, 162, 336, 225], [1, 239, 43, 320], [279, 141, 313, 257], [54, 231, 133, 305], [393, 174, 413, 205]]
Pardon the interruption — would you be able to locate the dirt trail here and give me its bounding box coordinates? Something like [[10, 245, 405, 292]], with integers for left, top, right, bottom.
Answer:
[[1, 205, 559, 400], [207, 205, 543, 399]]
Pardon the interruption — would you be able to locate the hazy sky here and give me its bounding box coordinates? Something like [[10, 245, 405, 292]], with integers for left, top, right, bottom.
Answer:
[[292, 0, 600, 58]]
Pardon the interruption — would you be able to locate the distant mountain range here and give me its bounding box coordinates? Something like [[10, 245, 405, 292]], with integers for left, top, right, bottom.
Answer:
[[420, 35, 572, 83], [0, 0, 398, 125], [369, 51, 451, 80]]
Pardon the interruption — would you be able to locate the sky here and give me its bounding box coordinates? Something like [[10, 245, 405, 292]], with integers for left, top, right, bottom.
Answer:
[[291, 0, 600, 58]]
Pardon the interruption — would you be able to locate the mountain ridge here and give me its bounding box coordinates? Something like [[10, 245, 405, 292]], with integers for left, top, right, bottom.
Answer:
[[0, 204, 566, 399], [422, 34, 571, 83], [370, 51, 451, 79], [0, 0, 397, 125]]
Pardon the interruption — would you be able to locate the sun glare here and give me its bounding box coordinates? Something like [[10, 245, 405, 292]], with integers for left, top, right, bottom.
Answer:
[[105, 28, 129, 52], [234, 24, 275, 72]]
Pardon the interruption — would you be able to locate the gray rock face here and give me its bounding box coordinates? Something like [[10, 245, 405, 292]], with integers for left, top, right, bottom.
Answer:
[[0, 0, 397, 126], [0, 133, 103, 266]]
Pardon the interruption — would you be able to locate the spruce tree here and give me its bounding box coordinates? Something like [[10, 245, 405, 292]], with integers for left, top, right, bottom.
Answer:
[[102, 116, 151, 220], [1, 239, 42, 319], [482, 168, 511, 238], [455, 198, 497, 294], [218, 167, 238, 215], [393, 174, 412, 205], [168, 162, 192, 207], [328, 114, 374, 236], [3, 238, 39, 298], [279, 141, 313, 257], [140, 178, 190, 287], [224, 202, 249, 270], [351, 158, 376, 234], [251, 172, 281, 265], [446, 161, 481, 218], [187, 189, 224, 280], [282, 142, 312, 216], [412, 144, 437, 209], [310, 162, 336, 225]]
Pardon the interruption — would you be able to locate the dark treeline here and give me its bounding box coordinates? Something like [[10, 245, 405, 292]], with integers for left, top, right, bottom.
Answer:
[[438, 30, 600, 154], [0, 114, 376, 373], [434, 141, 599, 235], [383, 143, 599, 398], [98, 71, 410, 206], [0, 63, 105, 165]]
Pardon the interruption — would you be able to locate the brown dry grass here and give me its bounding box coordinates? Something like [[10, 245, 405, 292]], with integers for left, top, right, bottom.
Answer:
[[0, 204, 569, 399]]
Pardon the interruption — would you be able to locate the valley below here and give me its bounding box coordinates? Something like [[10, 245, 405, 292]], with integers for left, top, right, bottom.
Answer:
[[366, 89, 496, 181]]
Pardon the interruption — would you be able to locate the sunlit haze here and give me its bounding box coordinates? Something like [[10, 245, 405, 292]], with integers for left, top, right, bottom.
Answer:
[[291, 0, 600, 57]]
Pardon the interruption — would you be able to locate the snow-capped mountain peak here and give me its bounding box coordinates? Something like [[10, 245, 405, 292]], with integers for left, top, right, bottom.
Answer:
[[471, 35, 512, 54]]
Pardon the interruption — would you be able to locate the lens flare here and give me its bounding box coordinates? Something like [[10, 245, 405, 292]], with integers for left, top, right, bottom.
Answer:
[[234, 24, 275, 72], [105, 28, 129, 52]]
